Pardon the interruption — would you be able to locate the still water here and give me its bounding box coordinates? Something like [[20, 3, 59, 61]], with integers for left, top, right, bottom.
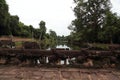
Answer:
[[56, 45, 70, 49], [49, 44, 80, 50], [47, 44, 71, 50], [47, 44, 75, 65], [43, 44, 69, 64]]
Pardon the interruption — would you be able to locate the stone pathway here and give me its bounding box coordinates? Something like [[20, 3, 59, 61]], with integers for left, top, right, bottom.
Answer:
[[0, 66, 120, 80]]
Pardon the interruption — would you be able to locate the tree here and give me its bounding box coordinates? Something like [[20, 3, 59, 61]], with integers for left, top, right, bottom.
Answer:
[[0, 0, 11, 35], [70, 0, 111, 42], [99, 11, 120, 43], [49, 29, 57, 39], [39, 21, 46, 40], [33, 29, 40, 39], [49, 29, 57, 40], [29, 25, 34, 39], [9, 15, 21, 36]]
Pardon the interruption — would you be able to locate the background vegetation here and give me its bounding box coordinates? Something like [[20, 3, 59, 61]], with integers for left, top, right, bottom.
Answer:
[[0, 0, 61, 45], [68, 0, 120, 44], [0, 0, 120, 46]]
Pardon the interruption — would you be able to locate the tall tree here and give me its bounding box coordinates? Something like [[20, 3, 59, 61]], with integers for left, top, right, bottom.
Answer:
[[99, 11, 120, 43], [49, 29, 57, 40], [71, 0, 111, 42], [0, 0, 11, 35], [29, 25, 34, 39], [9, 15, 20, 36], [39, 21, 46, 40]]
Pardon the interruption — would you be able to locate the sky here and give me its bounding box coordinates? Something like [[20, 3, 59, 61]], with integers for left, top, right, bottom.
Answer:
[[110, 0, 120, 15], [6, 0, 120, 36]]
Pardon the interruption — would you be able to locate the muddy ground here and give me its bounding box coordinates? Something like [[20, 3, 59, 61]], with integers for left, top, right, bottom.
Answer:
[[0, 66, 120, 80]]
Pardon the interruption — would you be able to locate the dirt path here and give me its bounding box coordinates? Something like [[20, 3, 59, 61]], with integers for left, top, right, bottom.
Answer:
[[0, 36, 33, 42], [0, 66, 120, 80]]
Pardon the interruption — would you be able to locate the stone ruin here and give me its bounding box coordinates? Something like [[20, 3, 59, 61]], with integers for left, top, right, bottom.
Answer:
[[108, 44, 120, 50], [22, 41, 40, 49], [0, 40, 15, 48], [0, 41, 120, 68]]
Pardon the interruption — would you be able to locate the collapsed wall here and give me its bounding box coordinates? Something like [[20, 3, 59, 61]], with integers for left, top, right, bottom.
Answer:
[[0, 40, 120, 68]]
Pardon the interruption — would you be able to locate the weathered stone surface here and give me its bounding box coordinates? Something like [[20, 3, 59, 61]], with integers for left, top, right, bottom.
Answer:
[[0, 66, 120, 80]]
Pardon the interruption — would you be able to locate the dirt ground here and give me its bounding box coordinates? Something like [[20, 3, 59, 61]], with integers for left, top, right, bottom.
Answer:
[[0, 66, 120, 80], [0, 36, 33, 42]]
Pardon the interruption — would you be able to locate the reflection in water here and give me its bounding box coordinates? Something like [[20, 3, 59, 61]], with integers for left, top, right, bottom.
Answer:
[[31, 42, 112, 67], [41, 41, 82, 64], [39, 40, 84, 50], [40, 42, 81, 65], [47, 44, 70, 50], [56, 45, 70, 49], [55, 44, 71, 65]]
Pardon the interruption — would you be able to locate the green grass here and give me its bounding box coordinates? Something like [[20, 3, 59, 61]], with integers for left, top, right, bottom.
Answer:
[[92, 43, 109, 50], [15, 41, 23, 48]]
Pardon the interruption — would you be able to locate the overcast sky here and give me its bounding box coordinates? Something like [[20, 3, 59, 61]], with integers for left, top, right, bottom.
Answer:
[[6, 0, 120, 36]]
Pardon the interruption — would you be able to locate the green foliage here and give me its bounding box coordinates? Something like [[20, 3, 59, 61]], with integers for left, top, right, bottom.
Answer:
[[68, 0, 120, 44], [0, 0, 60, 47], [0, 0, 11, 35], [9, 15, 21, 36], [33, 29, 41, 39], [49, 29, 57, 40], [99, 11, 120, 43], [39, 21, 46, 40], [69, 0, 111, 42], [44, 29, 57, 45]]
